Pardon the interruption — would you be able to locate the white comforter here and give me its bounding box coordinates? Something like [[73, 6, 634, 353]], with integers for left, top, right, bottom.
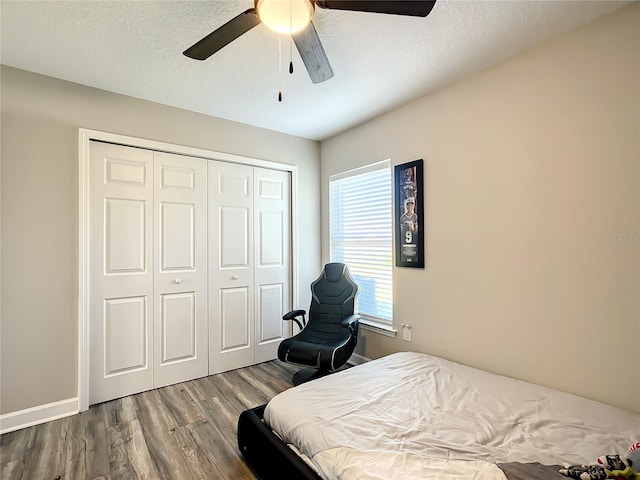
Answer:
[[264, 352, 639, 480]]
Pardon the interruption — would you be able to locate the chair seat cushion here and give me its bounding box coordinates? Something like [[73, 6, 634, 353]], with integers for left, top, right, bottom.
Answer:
[[279, 333, 352, 368], [284, 341, 322, 366]]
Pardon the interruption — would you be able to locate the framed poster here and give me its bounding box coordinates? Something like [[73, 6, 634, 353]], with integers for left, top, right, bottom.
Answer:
[[395, 159, 424, 268]]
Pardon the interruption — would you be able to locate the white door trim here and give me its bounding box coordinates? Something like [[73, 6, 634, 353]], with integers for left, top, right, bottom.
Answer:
[[78, 128, 299, 412]]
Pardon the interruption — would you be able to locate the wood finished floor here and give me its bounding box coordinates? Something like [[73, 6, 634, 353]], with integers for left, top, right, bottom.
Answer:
[[1, 360, 300, 480]]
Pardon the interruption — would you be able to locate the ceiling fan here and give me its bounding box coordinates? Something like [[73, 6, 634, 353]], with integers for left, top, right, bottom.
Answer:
[[183, 0, 437, 84]]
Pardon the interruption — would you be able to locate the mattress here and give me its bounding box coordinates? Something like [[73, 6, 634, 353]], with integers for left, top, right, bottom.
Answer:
[[263, 352, 639, 480]]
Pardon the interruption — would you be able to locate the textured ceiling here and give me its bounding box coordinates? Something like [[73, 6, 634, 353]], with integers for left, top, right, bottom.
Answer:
[[0, 1, 631, 141]]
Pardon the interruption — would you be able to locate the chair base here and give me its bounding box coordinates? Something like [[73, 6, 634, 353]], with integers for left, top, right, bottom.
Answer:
[[292, 368, 330, 386]]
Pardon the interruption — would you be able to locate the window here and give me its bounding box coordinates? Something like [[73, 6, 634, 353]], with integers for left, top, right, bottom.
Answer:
[[330, 161, 393, 327]]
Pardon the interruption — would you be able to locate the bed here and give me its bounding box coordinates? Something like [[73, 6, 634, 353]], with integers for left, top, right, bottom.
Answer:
[[237, 352, 639, 480]]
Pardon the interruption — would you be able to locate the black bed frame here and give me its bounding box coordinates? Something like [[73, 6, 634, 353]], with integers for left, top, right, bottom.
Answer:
[[237, 404, 322, 480]]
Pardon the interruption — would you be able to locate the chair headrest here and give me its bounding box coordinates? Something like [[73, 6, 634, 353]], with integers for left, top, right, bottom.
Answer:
[[324, 263, 346, 283]]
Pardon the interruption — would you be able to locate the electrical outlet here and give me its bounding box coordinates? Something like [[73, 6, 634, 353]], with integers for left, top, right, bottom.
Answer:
[[402, 323, 412, 342]]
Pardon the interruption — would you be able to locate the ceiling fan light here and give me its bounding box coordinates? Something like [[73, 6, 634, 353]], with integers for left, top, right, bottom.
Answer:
[[257, 0, 314, 35]]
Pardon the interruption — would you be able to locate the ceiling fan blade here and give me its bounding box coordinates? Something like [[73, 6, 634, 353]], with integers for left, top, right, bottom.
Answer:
[[293, 21, 334, 84], [315, 0, 436, 17], [183, 8, 260, 60]]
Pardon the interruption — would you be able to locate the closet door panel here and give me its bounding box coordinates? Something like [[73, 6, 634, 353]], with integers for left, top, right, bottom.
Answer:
[[104, 198, 147, 273], [159, 292, 196, 362], [220, 206, 250, 268], [254, 168, 291, 363], [153, 152, 208, 388], [257, 283, 285, 343], [104, 296, 147, 375], [89, 142, 154, 405], [209, 161, 255, 373], [219, 287, 251, 350], [159, 202, 196, 271]]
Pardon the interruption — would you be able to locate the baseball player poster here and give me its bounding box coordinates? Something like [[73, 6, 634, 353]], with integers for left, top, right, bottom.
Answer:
[[395, 159, 424, 268]]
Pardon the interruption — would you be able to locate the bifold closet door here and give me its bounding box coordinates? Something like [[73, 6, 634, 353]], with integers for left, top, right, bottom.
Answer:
[[254, 167, 291, 363], [208, 163, 292, 373], [89, 142, 208, 405], [89, 141, 291, 402], [152, 151, 208, 388], [89, 142, 154, 405], [208, 161, 255, 373]]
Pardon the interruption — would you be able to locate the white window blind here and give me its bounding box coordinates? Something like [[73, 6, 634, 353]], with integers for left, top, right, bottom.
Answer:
[[330, 162, 393, 324]]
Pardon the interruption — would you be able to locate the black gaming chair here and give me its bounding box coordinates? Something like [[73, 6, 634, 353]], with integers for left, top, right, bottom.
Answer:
[[278, 263, 360, 385]]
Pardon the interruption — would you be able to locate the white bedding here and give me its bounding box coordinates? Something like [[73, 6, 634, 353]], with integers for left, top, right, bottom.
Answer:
[[264, 352, 639, 480]]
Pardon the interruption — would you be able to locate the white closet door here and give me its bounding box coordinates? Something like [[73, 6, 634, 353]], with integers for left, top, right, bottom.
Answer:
[[89, 142, 154, 405], [254, 168, 291, 363], [153, 152, 208, 388], [208, 161, 255, 373]]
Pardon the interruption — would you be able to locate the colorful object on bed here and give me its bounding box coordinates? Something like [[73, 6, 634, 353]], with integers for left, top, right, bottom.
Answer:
[[559, 454, 640, 480], [598, 455, 639, 480], [262, 352, 640, 480]]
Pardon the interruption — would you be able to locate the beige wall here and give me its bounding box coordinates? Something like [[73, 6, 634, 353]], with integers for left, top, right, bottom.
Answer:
[[0, 67, 321, 414], [321, 4, 639, 412]]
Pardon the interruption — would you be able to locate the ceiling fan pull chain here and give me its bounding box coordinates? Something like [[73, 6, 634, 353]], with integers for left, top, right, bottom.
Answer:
[[289, 45, 294, 74], [278, 34, 283, 102], [289, 0, 294, 74]]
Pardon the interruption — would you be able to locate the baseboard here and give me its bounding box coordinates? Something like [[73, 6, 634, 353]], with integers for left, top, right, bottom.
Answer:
[[0, 397, 79, 434], [348, 352, 371, 366]]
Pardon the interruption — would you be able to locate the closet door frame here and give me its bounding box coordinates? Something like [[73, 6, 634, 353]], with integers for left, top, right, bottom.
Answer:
[[78, 128, 299, 412]]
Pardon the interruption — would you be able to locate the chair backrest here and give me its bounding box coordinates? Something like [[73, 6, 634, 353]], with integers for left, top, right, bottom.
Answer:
[[307, 263, 358, 334]]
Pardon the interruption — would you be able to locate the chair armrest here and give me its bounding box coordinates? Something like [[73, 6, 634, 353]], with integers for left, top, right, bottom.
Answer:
[[341, 314, 360, 336], [283, 309, 306, 321], [282, 309, 307, 330]]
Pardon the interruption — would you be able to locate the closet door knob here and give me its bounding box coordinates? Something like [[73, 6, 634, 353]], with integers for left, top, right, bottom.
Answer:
[[231, 275, 239, 280], [174, 278, 182, 285]]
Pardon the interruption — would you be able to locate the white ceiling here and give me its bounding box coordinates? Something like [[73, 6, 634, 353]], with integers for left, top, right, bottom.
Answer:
[[0, 1, 631, 141]]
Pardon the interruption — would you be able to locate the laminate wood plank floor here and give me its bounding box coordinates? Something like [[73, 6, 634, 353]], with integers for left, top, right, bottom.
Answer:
[[1, 360, 299, 480]]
